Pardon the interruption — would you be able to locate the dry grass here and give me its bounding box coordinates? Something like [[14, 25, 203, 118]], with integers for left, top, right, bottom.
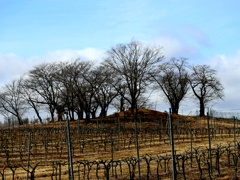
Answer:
[[0, 114, 239, 179]]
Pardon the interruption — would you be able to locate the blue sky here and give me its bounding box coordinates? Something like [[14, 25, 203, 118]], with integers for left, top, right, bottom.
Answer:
[[1, 0, 240, 116]]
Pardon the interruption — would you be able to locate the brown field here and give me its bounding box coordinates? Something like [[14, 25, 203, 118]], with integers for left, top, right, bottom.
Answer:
[[0, 112, 240, 179]]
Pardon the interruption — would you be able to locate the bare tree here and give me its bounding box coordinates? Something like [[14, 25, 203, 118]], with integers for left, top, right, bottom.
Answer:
[[81, 66, 107, 121], [21, 77, 44, 123], [55, 60, 82, 121], [104, 40, 164, 113], [69, 60, 94, 121], [27, 63, 61, 121], [0, 79, 27, 125], [56, 59, 96, 121], [189, 65, 224, 116], [111, 84, 129, 112], [153, 58, 189, 114], [93, 65, 119, 117]]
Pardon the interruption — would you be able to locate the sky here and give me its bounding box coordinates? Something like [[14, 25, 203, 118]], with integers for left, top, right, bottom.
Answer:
[[0, 0, 240, 119]]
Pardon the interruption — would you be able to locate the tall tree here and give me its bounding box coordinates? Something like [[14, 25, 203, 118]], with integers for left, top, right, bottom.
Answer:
[[55, 60, 81, 121], [189, 65, 224, 116], [112, 86, 128, 112], [93, 65, 119, 117], [56, 59, 95, 120], [0, 79, 27, 125], [81, 66, 106, 121], [153, 58, 189, 114], [21, 78, 44, 123], [104, 40, 163, 113], [27, 63, 61, 121], [71, 61, 94, 121]]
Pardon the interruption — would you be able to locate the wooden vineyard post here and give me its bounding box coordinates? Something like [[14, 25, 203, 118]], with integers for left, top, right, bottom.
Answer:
[[27, 131, 32, 180], [207, 108, 212, 177], [234, 116, 237, 151], [134, 108, 141, 180], [169, 108, 176, 180], [190, 122, 193, 167], [110, 128, 114, 176], [65, 111, 74, 180], [118, 117, 121, 150]]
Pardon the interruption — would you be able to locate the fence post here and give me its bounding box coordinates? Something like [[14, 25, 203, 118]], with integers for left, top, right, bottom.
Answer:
[[118, 117, 121, 150], [207, 108, 212, 177], [234, 116, 237, 151], [111, 128, 114, 176], [190, 122, 193, 167], [134, 108, 141, 180], [66, 111, 74, 180], [169, 108, 176, 180], [27, 131, 32, 180]]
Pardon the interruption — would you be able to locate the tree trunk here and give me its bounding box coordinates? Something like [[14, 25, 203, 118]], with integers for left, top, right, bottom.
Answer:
[[50, 111, 55, 122], [85, 111, 91, 123], [171, 103, 179, 115], [70, 109, 75, 121], [131, 97, 137, 115], [30, 102, 43, 123], [99, 104, 108, 118], [91, 109, 97, 119], [199, 99, 205, 117], [120, 97, 125, 112], [100, 109, 107, 118], [34, 110, 43, 123], [49, 105, 55, 122], [77, 109, 83, 120], [17, 116, 23, 125]]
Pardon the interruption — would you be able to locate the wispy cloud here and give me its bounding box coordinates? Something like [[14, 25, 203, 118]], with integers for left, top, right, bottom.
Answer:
[[153, 36, 200, 59], [0, 48, 105, 86], [0, 54, 28, 86], [180, 26, 211, 48], [40, 48, 106, 63], [206, 51, 240, 111]]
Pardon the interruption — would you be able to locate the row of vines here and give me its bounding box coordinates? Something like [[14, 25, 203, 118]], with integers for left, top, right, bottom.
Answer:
[[0, 114, 239, 179]]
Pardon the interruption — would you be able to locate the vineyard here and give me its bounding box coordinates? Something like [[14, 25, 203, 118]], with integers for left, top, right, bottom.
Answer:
[[0, 111, 240, 179]]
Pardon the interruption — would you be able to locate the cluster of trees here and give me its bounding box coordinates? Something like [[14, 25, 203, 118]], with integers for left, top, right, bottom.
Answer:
[[0, 40, 224, 125]]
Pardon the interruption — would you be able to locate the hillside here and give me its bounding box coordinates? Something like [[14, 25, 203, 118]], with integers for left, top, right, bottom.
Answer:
[[0, 111, 239, 179]]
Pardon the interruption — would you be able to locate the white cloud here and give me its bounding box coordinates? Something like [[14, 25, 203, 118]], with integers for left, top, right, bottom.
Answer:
[[40, 48, 106, 63], [180, 25, 210, 48], [0, 48, 106, 87], [0, 54, 28, 86], [208, 50, 240, 111], [153, 36, 199, 59]]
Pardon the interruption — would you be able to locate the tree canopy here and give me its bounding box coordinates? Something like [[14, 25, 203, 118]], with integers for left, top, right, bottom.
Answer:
[[189, 65, 224, 116], [0, 40, 225, 124], [153, 58, 189, 114]]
